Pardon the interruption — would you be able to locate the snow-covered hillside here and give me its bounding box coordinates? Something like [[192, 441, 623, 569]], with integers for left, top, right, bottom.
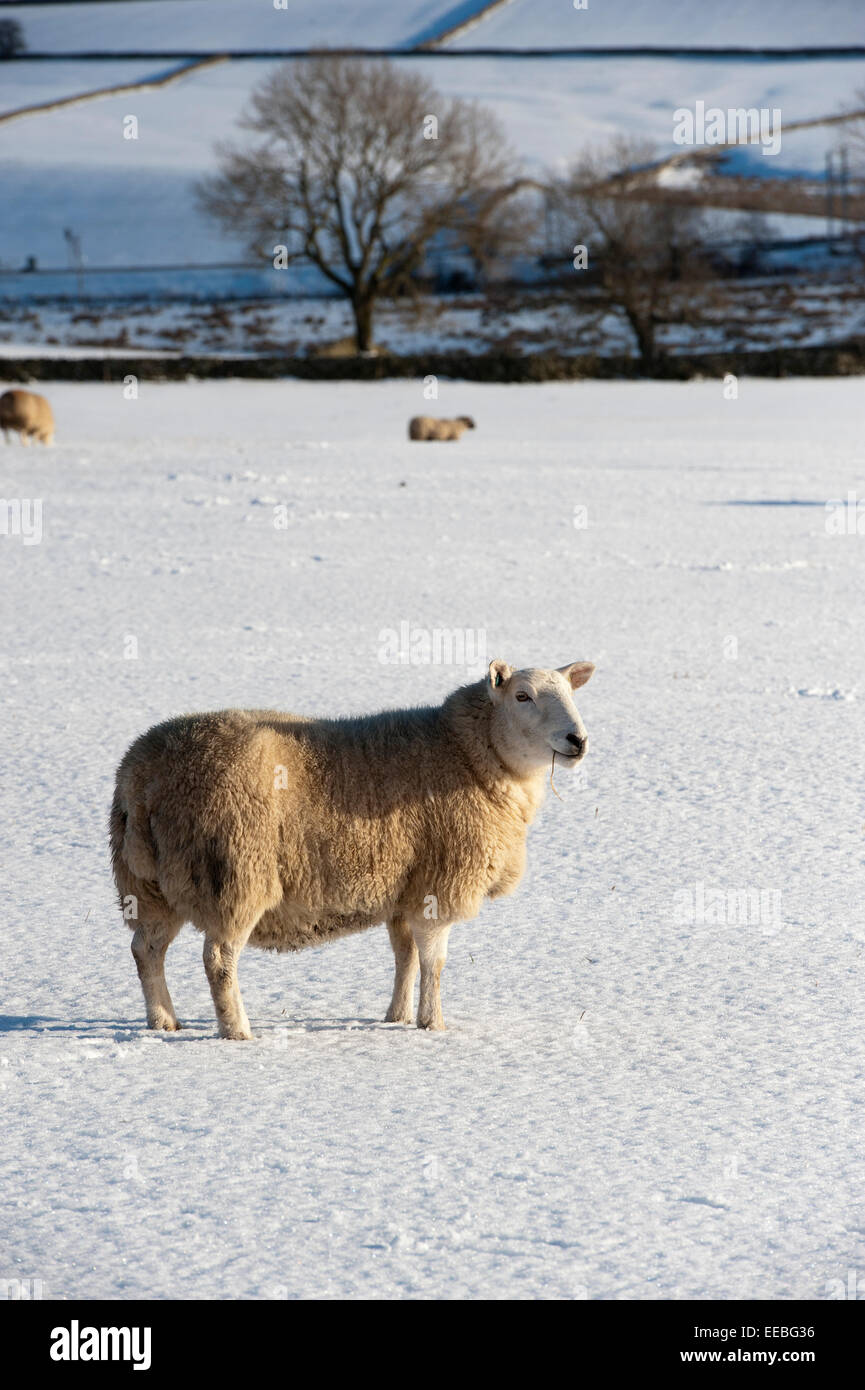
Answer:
[[6, 0, 864, 53], [0, 0, 468, 53], [1, 378, 862, 1299], [1, 1, 863, 271], [445, 0, 865, 49], [3, 51, 862, 270]]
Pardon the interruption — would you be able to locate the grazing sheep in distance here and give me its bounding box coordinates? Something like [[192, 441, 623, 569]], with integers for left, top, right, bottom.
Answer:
[[0, 388, 55, 445], [111, 658, 595, 1040], [408, 415, 475, 441]]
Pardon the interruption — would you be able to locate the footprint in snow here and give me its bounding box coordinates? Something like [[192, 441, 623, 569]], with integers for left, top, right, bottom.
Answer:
[[794, 687, 856, 701]]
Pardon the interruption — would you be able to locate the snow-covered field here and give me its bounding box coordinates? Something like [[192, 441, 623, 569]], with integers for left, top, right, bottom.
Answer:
[[1, 377, 863, 1301]]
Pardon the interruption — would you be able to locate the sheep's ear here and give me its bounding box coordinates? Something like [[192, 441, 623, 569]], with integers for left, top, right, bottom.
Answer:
[[488, 659, 512, 700], [559, 661, 595, 690]]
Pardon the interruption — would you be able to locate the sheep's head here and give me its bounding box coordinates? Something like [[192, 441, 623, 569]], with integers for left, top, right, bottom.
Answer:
[[487, 659, 595, 775], [458, 416, 476, 429]]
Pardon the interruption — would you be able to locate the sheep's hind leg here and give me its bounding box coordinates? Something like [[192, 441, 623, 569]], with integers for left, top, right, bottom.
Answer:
[[385, 914, 419, 1024], [131, 919, 183, 1032], [203, 930, 254, 1040], [412, 921, 452, 1032]]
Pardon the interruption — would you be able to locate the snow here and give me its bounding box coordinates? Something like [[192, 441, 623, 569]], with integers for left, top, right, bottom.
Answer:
[[7, 0, 864, 53], [3, 46, 863, 268], [0, 0, 469, 53], [656, 162, 706, 189], [445, 0, 865, 49], [1, 377, 863, 1300], [4, 53, 862, 271]]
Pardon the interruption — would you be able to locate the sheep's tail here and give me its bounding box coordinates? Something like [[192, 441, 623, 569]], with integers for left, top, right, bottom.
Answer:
[[110, 786, 159, 884]]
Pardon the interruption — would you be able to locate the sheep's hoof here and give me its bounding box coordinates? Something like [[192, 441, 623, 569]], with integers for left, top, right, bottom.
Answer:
[[385, 1007, 414, 1024], [147, 1012, 182, 1032]]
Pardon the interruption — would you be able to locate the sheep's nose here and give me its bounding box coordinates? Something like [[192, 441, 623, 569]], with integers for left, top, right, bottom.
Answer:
[[566, 733, 586, 755]]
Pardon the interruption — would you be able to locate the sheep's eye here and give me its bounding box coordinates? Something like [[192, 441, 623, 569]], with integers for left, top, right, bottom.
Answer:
[[515, 692, 532, 703]]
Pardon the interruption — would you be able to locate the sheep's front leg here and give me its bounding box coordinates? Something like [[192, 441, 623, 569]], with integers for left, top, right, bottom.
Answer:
[[412, 922, 452, 1032], [385, 914, 418, 1024], [203, 933, 253, 1040]]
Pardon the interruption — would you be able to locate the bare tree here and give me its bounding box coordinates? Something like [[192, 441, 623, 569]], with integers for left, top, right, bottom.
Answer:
[[461, 185, 543, 286], [840, 92, 865, 259], [552, 137, 715, 370], [844, 88, 865, 164], [197, 55, 522, 352], [0, 19, 26, 58]]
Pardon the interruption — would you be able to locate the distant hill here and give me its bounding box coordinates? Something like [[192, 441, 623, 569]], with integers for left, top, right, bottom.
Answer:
[[1, 1, 862, 273], [5, 0, 864, 53], [444, 0, 865, 50], [0, 1, 472, 53]]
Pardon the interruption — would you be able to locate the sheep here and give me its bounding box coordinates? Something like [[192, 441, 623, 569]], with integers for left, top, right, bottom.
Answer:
[[110, 658, 595, 1040], [0, 389, 55, 445], [408, 415, 475, 441]]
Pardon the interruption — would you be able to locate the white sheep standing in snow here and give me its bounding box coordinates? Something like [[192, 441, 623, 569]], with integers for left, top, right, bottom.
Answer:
[[110, 659, 595, 1039]]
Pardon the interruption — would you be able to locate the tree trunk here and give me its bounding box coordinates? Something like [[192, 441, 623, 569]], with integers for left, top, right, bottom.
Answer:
[[352, 294, 375, 354], [625, 306, 657, 373]]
